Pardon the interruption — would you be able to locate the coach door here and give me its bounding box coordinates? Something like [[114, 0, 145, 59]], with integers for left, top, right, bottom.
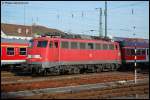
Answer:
[[53, 40, 59, 61], [146, 48, 149, 62]]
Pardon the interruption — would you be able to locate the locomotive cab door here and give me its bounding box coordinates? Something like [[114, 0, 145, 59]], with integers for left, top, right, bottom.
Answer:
[[53, 40, 59, 61]]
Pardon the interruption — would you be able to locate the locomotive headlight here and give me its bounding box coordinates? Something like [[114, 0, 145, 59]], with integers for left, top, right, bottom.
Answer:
[[28, 55, 32, 58], [33, 55, 41, 58], [28, 55, 41, 59]]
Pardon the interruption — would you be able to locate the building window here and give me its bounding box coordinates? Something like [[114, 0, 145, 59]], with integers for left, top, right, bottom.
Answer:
[[26, 29, 29, 34], [61, 41, 69, 49], [19, 48, 27, 55], [18, 28, 22, 33], [7, 48, 14, 55]]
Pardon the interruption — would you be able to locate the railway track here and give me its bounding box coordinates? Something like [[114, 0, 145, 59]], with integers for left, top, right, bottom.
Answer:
[[2, 78, 149, 99], [1, 71, 148, 93], [1, 71, 148, 84]]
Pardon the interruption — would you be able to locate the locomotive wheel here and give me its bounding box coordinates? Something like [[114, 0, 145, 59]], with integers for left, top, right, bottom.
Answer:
[[68, 68, 75, 74], [73, 67, 80, 74], [91, 67, 96, 73], [54, 68, 60, 75], [110, 64, 115, 71], [96, 67, 102, 73], [42, 69, 47, 76], [101, 64, 106, 72]]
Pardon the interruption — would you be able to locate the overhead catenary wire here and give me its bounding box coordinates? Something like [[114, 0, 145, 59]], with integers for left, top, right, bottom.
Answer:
[[2, 1, 148, 38]]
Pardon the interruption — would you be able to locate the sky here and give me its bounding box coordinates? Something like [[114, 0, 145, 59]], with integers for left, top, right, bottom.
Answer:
[[1, 1, 149, 39]]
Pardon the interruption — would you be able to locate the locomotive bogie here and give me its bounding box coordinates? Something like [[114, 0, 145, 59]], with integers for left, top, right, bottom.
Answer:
[[28, 63, 120, 75]]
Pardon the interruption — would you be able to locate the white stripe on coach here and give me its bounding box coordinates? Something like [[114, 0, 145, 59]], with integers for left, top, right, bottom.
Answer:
[[1, 60, 26, 63]]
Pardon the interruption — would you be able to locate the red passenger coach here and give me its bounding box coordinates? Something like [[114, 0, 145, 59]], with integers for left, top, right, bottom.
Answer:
[[27, 35, 121, 75], [114, 37, 149, 69], [1, 38, 29, 66]]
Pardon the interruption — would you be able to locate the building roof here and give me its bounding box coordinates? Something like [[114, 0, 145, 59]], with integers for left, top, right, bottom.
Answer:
[[1, 23, 65, 37]]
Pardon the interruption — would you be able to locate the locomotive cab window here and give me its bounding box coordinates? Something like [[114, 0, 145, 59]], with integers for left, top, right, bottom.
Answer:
[[37, 41, 48, 48], [87, 43, 94, 49], [19, 48, 27, 55], [61, 41, 69, 49], [7, 48, 14, 55]]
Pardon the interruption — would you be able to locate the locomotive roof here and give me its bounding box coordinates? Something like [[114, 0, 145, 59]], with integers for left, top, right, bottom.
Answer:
[[1, 38, 29, 44], [33, 36, 117, 44], [40, 32, 112, 41]]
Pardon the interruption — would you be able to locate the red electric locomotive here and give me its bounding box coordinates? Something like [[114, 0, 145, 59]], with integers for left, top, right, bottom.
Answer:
[[1, 38, 29, 68], [27, 35, 121, 75]]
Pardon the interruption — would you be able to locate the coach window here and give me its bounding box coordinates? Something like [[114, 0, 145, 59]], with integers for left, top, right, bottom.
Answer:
[[95, 43, 101, 50], [109, 44, 114, 50], [103, 44, 108, 50], [61, 41, 69, 49], [136, 49, 141, 55], [71, 42, 78, 49], [37, 41, 48, 48], [19, 48, 27, 55], [80, 42, 86, 49], [141, 49, 146, 55], [7, 48, 14, 55], [126, 49, 131, 55], [131, 49, 135, 55], [87, 43, 94, 49], [147, 49, 149, 55], [49, 41, 53, 48]]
